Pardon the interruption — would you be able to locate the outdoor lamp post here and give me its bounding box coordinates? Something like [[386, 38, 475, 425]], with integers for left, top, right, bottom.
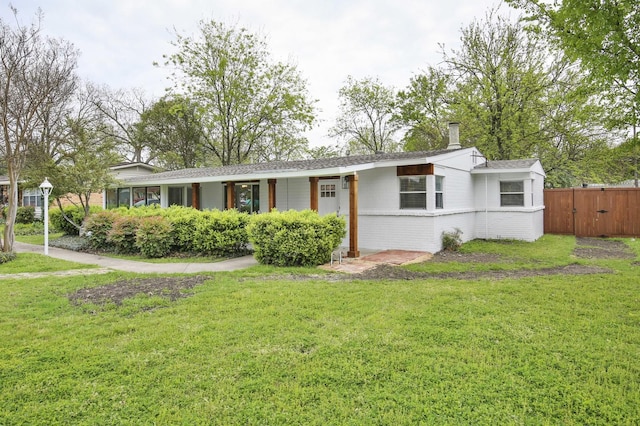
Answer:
[[39, 178, 53, 255]]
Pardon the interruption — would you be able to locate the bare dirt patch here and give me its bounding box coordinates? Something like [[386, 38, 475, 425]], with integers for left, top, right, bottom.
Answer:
[[68, 276, 210, 306], [68, 238, 635, 307], [430, 251, 505, 264], [350, 263, 611, 281], [573, 237, 636, 259]]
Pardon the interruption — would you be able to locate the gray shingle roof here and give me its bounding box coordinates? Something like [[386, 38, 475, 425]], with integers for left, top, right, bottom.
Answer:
[[473, 159, 539, 170], [124, 148, 459, 183]]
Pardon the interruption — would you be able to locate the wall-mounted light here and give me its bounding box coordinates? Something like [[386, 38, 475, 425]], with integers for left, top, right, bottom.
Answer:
[[342, 176, 349, 190]]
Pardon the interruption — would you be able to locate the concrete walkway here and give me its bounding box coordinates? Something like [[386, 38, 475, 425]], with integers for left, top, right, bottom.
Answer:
[[11, 242, 259, 274]]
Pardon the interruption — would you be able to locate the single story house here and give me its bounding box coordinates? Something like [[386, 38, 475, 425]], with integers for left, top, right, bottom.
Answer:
[[109, 125, 546, 255], [0, 163, 157, 218], [0, 176, 44, 216]]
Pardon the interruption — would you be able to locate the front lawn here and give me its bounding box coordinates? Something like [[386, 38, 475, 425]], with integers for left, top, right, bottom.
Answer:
[[0, 236, 639, 424]]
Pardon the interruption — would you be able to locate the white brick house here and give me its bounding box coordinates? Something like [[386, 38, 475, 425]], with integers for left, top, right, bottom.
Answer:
[[109, 139, 545, 255]]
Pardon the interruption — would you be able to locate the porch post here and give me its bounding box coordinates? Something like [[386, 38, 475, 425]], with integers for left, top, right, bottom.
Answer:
[[191, 183, 200, 210], [268, 179, 277, 211], [226, 182, 235, 210], [347, 174, 359, 258], [309, 177, 319, 211]]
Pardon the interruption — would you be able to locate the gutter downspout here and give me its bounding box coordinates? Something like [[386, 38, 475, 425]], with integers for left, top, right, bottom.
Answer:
[[485, 174, 488, 239]]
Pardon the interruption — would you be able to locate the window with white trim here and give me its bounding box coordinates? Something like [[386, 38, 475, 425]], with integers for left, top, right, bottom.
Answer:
[[320, 183, 336, 198], [399, 176, 426, 209], [22, 188, 42, 207], [500, 181, 524, 206], [435, 176, 444, 209]]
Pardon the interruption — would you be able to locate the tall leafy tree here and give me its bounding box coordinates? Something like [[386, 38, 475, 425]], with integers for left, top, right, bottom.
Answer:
[[162, 20, 315, 166], [395, 67, 452, 151], [506, 0, 640, 185], [0, 7, 78, 252], [136, 96, 205, 170], [454, 13, 615, 186], [23, 84, 123, 230], [396, 10, 611, 186], [330, 76, 401, 154], [444, 11, 552, 160]]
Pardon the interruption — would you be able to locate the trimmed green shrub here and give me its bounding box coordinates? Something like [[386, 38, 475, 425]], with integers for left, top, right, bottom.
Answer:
[[441, 228, 463, 251], [84, 210, 119, 250], [162, 206, 200, 253], [13, 222, 45, 236], [15, 206, 36, 224], [108, 216, 141, 254], [192, 209, 250, 256], [247, 209, 346, 267], [49, 205, 102, 236], [135, 216, 174, 258], [119, 203, 164, 217]]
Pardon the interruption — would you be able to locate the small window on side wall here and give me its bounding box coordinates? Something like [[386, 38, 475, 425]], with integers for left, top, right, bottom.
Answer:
[[399, 176, 426, 209], [435, 176, 444, 209], [500, 181, 524, 206]]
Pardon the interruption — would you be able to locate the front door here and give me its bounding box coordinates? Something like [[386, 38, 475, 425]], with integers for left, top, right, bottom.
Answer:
[[318, 179, 340, 215]]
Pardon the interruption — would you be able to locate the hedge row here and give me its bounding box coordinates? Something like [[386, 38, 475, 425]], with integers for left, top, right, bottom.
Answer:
[[49, 205, 103, 235], [81, 205, 346, 265], [84, 206, 250, 258]]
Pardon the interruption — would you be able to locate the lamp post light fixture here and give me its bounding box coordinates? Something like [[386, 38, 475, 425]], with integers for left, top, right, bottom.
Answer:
[[39, 178, 53, 255]]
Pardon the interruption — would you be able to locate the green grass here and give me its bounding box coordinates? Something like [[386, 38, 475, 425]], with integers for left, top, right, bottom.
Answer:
[[14, 232, 65, 245], [1, 236, 639, 424], [0, 252, 97, 274], [406, 234, 583, 274]]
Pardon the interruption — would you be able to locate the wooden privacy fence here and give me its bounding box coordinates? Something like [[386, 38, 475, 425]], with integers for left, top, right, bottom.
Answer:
[[544, 188, 640, 237]]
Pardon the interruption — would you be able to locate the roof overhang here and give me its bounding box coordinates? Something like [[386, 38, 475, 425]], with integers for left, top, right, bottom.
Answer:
[[122, 148, 478, 186]]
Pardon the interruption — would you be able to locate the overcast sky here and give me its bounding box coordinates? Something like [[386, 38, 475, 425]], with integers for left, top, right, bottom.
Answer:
[[5, 0, 512, 147]]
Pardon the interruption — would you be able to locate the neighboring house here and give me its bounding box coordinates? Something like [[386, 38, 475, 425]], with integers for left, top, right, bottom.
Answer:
[[0, 163, 158, 219], [110, 125, 546, 255], [0, 176, 43, 217]]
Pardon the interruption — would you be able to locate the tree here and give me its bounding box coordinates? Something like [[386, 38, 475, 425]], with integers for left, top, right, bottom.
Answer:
[[0, 8, 78, 252], [395, 67, 452, 151], [448, 11, 611, 186], [162, 20, 315, 166], [506, 0, 640, 185], [506, 0, 639, 95], [23, 84, 123, 231], [443, 11, 556, 160], [92, 85, 156, 164], [305, 143, 343, 160], [330, 76, 400, 154], [136, 96, 205, 170]]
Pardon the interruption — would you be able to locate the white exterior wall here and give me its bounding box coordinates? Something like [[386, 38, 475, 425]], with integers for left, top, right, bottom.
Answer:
[[201, 182, 223, 210], [350, 211, 478, 253], [275, 178, 308, 211], [347, 159, 480, 253], [111, 165, 155, 179], [472, 170, 545, 241], [474, 210, 544, 241]]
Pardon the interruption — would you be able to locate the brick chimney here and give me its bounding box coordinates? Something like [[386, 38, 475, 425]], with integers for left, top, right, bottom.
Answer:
[[448, 122, 461, 150]]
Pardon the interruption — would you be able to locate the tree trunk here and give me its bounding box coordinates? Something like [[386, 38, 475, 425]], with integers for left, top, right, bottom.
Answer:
[[2, 169, 19, 253]]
